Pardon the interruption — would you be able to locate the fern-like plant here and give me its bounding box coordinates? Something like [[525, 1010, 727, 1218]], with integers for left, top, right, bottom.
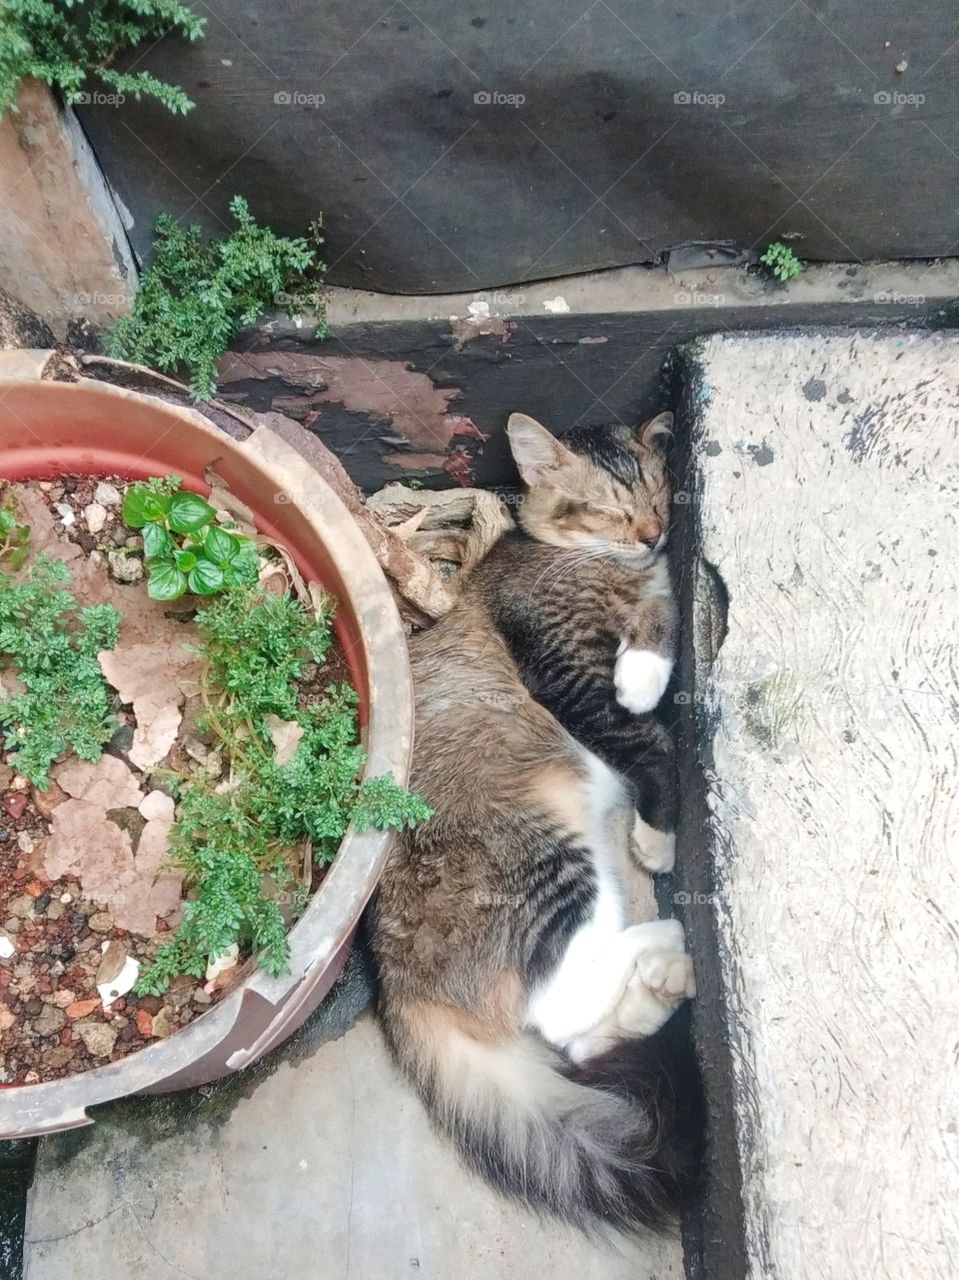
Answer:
[[0, 555, 120, 787], [137, 581, 430, 992], [0, 0, 205, 117], [107, 197, 326, 400]]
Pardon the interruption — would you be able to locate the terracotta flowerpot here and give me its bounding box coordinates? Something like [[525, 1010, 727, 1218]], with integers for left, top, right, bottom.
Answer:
[[0, 355, 413, 1138]]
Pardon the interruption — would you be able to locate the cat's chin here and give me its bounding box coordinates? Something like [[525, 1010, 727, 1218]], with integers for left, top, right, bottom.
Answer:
[[610, 545, 662, 570]]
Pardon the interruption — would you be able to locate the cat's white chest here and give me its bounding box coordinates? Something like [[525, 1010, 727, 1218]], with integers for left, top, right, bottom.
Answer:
[[641, 557, 672, 601]]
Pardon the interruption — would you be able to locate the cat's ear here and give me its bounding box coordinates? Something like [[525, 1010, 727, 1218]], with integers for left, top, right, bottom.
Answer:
[[638, 411, 673, 452], [507, 413, 576, 485]]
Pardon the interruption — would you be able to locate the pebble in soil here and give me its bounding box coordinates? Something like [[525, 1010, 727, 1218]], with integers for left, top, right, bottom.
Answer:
[[0, 479, 231, 1085], [0, 800, 222, 1084]]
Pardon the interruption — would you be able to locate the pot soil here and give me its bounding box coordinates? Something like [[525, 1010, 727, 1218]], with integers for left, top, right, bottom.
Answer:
[[0, 476, 358, 1086], [0, 365, 413, 1138]]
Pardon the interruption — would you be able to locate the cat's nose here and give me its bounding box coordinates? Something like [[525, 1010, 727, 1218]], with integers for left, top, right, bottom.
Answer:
[[635, 519, 662, 547]]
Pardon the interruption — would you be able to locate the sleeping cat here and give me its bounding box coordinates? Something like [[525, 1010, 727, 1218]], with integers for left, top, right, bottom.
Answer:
[[370, 411, 700, 1235]]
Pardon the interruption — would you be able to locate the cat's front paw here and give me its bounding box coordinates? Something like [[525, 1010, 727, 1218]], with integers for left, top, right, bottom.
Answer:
[[631, 815, 676, 873], [614, 647, 672, 715]]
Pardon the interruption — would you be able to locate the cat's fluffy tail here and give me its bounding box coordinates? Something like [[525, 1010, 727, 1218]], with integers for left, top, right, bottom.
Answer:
[[380, 998, 703, 1235]]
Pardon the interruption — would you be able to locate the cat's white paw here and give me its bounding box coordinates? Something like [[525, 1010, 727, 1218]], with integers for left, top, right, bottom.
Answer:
[[631, 815, 676, 873], [626, 917, 685, 953], [634, 948, 696, 1004], [614, 647, 671, 715], [603, 924, 695, 1038]]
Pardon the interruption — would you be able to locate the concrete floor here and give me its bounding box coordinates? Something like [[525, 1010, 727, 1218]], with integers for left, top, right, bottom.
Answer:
[[23, 1010, 680, 1280]]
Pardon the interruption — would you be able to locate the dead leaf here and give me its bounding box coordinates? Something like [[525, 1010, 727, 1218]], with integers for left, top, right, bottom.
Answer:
[[308, 582, 335, 622], [264, 714, 304, 767], [393, 507, 428, 540], [45, 755, 182, 936], [55, 754, 143, 809], [203, 467, 257, 536], [98, 642, 202, 769], [258, 537, 309, 602]]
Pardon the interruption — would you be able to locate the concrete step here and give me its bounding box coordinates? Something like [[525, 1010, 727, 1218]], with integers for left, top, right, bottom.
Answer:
[[22, 953, 680, 1280], [675, 329, 959, 1280]]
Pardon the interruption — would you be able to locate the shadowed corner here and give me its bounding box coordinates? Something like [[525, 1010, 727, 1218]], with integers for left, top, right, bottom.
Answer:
[[0, 1140, 37, 1280]]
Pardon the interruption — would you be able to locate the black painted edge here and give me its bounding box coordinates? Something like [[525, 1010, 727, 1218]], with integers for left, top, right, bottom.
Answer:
[[0, 1140, 37, 1280], [669, 342, 749, 1280]]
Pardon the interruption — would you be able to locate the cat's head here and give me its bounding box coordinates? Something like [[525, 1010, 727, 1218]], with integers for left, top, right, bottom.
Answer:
[[507, 412, 673, 566]]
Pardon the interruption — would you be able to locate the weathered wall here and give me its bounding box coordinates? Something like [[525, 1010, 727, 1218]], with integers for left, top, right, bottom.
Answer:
[[0, 82, 136, 337], [74, 0, 959, 291]]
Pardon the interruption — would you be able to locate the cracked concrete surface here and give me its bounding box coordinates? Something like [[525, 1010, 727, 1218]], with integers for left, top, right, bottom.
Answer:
[[24, 1015, 680, 1280], [684, 329, 959, 1279]]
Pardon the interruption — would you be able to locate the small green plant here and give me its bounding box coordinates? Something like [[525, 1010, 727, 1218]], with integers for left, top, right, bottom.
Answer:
[[760, 241, 804, 283], [0, 0, 205, 117], [0, 501, 30, 569], [107, 197, 327, 400], [137, 582, 430, 993], [122, 475, 258, 600], [0, 555, 119, 788]]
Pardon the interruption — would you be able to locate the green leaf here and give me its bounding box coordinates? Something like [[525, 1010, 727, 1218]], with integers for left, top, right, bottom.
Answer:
[[146, 560, 188, 600], [168, 491, 216, 534], [222, 540, 259, 585], [0, 510, 14, 535], [122, 484, 172, 528], [142, 522, 173, 558], [203, 524, 239, 564], [187, 559, 225, 595], [173, 548, 198, 572]]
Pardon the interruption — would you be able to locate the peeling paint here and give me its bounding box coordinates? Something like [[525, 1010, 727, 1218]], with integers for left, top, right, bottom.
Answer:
[[449, 315, 515, 349], [542, 296, 571, 314], [382, 451, 447, 471], [218, 351, 487, 453]]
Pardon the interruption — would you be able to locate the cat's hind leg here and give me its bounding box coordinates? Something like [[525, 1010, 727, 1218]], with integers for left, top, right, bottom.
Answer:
[[565, 918, 695, 1063], [525, 919, 673, 1049]]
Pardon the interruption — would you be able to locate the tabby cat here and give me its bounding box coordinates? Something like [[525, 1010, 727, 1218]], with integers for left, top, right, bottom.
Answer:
[[369, 411, 701, 1234]]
